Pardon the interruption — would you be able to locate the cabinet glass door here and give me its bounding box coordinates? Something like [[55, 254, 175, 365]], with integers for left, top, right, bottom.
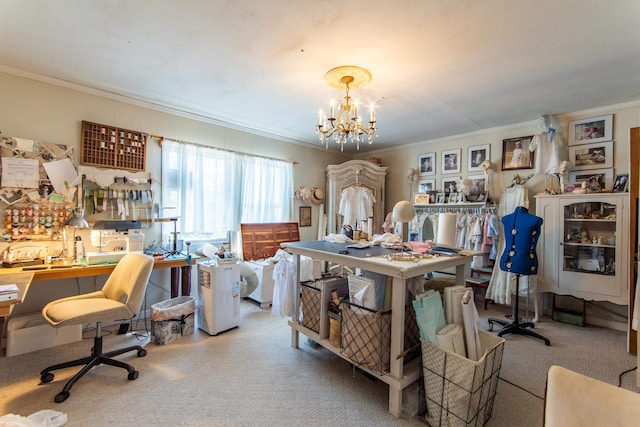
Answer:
[[563, 201, 616, 276]]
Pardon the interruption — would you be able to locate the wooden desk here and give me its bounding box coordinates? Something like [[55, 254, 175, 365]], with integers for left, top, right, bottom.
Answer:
[[0, 255, 194, 297], [282, 240, 475, 418], [0, 256, 194, 356]]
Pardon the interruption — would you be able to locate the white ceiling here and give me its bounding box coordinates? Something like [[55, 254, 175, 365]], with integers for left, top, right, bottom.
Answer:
[[1, 1, 640, 154]]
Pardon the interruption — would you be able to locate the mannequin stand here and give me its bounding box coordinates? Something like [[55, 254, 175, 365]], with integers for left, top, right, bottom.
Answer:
[[488, 274, 550, 346]]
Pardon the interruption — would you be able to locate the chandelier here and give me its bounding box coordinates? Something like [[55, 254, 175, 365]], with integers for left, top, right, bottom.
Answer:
[[316, 65, 378, 151]]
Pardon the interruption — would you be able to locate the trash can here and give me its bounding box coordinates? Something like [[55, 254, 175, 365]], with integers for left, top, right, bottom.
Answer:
[[150, 296, 196, 345]]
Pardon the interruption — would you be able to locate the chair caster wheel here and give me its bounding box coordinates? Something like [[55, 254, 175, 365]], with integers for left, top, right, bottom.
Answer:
[[55, 391, 69, 403], [128, 370, 139, 380], [137, 348, 147, 357], [41, 372, 54, 383]]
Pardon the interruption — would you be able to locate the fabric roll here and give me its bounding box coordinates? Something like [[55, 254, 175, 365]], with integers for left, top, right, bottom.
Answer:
[[412, 290, 446, 344], [437, 213, 457, 247], [443, 285, 467, 326], [436, 323, 467, 357], [461, 289, 482, 361]]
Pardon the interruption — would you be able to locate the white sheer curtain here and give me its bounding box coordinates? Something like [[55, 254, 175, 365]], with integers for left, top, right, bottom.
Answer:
[[161, 139, 294, 244], [239, 154, 294, 223]]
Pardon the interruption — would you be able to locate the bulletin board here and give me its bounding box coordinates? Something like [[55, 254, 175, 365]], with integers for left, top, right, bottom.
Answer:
[[0, 135, 78, 241]]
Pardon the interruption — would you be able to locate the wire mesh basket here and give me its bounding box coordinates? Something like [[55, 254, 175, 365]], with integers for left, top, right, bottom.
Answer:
[[340, 301, 391, 374], [421, 331, 505, 426]]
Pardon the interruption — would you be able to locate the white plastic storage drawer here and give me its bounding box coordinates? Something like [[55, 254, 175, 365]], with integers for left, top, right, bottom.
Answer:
[[6, 312, 82, 357]]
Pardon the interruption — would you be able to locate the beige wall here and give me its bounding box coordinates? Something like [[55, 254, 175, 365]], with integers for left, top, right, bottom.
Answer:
[[2, 70, 639, 315], [357, 104, 640, 215], [0, 71, 350, 311], [0, 72, 350, 245]]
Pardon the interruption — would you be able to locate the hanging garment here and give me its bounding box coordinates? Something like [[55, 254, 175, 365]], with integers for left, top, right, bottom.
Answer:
[[529, 131, 566, 175], [486, 185, 536, 305], [271, 258, 297, 318], [339, 186, 375, 227], [487, 214, 500, 261]]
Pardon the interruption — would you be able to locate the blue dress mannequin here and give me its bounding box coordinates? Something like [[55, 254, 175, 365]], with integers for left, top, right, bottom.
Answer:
[[499, 206, 542, 275], [489, 206, 550, 345]]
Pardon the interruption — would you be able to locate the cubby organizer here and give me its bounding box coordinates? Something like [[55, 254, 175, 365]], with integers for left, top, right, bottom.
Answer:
[[81, 121, 147, 171]]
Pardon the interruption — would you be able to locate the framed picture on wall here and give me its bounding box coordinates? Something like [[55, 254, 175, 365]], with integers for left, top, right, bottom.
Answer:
[[418, 178, 435, 194], [466, 174, 487, 201], [442, 149, 461, 174], [502, 136, 534, 170], [568, 114, 613, 146], [468, 144, 490, 172], [568, 141, 613, 171], [418, 152, 436, 176], [299, 206, 311, 227], [441, 177, 459, 194]]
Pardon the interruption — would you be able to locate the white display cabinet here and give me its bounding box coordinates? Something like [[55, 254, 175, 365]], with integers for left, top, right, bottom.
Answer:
[[535, 193, 629, 305]]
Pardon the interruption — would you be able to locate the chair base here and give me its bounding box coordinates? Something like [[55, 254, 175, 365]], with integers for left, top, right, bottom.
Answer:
[[40, 332, 147, 403]]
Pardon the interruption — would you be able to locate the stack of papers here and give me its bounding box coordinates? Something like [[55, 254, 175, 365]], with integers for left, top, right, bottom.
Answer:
[[0, 284, 19, 302]]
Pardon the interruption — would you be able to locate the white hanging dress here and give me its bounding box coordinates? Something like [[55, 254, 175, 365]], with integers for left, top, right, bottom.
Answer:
[[486, 185, 536, 305]]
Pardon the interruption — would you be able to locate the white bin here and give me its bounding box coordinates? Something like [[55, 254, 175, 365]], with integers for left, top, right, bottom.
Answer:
[[6, 312, 82, 357]]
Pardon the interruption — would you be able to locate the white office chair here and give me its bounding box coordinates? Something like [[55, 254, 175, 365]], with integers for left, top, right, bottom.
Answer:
[[39, 253, 154, 403]]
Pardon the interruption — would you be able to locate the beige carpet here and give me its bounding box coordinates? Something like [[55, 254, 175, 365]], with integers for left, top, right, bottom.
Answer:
[[0, 300, 638, 426]]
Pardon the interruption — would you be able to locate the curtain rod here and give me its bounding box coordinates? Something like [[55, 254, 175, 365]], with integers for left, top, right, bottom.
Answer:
[[153, 135, 298, 165]]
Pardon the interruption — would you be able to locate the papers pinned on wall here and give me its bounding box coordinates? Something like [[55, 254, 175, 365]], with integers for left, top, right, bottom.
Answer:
[[1, 157, 39, 188]]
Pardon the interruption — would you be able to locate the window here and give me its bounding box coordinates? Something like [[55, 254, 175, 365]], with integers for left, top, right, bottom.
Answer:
[[161, 140, 293, 246]]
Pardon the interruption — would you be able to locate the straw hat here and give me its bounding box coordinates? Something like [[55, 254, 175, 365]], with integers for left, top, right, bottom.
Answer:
[[311, 188, 324, 204]]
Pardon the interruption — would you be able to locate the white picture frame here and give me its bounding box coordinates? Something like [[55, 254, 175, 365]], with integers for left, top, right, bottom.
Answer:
[[568, 141, 613, 171], [568, 168, 613, 192], [418, 152, 436, 176], [418, 178, 435, 194], [441, 148, 461, 174], [467, 174, 487, 201], [441, 176, 459, 194], [468, 144, 490, 172], [568, 114, 613, 146]]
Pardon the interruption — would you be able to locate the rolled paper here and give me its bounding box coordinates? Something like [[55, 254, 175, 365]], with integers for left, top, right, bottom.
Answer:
[[437, 213, 457, 247]]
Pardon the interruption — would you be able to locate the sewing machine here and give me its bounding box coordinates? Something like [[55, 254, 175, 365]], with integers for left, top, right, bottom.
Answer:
[[85, 221, 144, 265]]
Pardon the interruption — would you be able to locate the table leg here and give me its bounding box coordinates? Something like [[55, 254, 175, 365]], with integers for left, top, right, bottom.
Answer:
[[0, 316, 5, 356], [388, 276, 406, 417], [291, 253, 301, 349], [181, 265, 191, 296], [170, 267, 180, 298]]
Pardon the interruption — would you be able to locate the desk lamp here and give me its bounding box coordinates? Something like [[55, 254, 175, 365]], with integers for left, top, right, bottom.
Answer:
[[66, 208, 89, 263], [392, 200, 416, 253]]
